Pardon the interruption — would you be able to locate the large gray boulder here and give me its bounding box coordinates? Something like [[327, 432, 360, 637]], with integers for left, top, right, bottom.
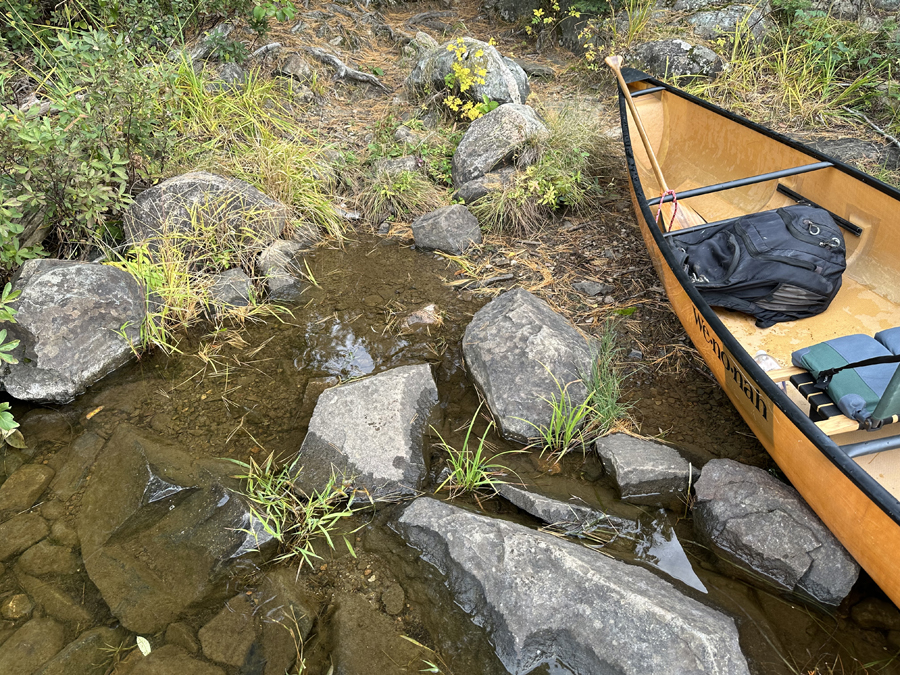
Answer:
[[693, 459, 860, 605], [394, 498, 750, 674], [294, 364, 438, 499], [1, 260, 144, 403], [407, 37, 529, 107], [412, 204, 483, 255], [452, 104, 548, 187], [595, 433, 694, 510], [810, 0, 860, 19], [124, 171, 291, 248], [462, 288, 592, 443], [630, 39, 725, 79], [688, 4, 771, 42], [77, 424, 273, 633]]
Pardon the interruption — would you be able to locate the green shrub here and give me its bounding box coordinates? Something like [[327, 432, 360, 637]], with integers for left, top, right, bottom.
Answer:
[[0, 30, 177, 263]]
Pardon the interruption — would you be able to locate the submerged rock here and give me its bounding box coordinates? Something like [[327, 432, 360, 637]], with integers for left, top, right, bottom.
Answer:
[[0, 618, 65, 674], [407, 37, 528, 107], [451, 104, 548, 187], [1, 260, 145, 403], [0, 463, 55, 513], [595, 434, 694, 510], [412, 204, 483, 255], [130, 645, 225, 675], [693, 459, 860, 605], [35, 626, 126, 675], [294, 364, 438, 499], [77, 424, 272, 633], [394, 498, 750, 674], [124, 171, 290, 249], [497, 483, 612, 527], [462, 288, 592, 442]]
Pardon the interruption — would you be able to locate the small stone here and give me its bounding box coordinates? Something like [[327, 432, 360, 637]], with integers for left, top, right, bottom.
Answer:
[[209, 268, 253, 308], [394, 126, 423, 146], [0, 464, 56, 512], [627, 349, 643, 361], [850, 597, 900, 632], [40, 500, 66, 522], [512, 58, 554, 78], [257, 240, 305, 303], [572, 281, 613, 297], [374, 155, 420, 176], [0, 513, 49, 562], [49, 520, 79, 548], [1, 594, 33, 621], [275, 54, 314, 82], [594, 434, 693, 510], [17, 541, 79, 577], [166, 621, 200, 654], [17, 572, 92, 624], [382, 583, 405, 615], [198, 594, 256, 666], [412, 205, 483, 256]]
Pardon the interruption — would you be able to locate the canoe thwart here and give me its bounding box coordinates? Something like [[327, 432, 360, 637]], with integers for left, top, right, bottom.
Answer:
[[776, 184, 863, 237], [631, 86, 666, 98], [647, 162, 834, 207]]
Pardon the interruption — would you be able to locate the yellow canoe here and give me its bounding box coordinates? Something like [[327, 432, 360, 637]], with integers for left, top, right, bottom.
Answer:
[[616, 69, 900, 606]]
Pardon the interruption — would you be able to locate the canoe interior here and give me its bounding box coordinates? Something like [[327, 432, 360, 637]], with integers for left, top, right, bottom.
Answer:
[[626, 84, 900, 500]]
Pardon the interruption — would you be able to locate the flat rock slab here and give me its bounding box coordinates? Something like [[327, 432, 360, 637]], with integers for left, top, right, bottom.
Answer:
[[0, 463, 55, 513], [595, 434, 694, 510], [129, 645, 225, 675], [2, 260, 145, 403], [693, 458, 860, 606], [124, 171, 290, 248], [294, 364, 438, 499], [412, 204, 482, 255], [0, 512, 49, 561], [497, 483, 613, 528], [35, 626, 126, 675], [77, 424, 272, 633], [452, 104, 548, 187], [462, 288, 592, 442], [0, 618, 65, 675], [395, 498, 750, 674]]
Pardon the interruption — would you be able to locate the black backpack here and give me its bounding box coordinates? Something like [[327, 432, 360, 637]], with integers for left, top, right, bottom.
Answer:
[[669, 205, 846, 328]]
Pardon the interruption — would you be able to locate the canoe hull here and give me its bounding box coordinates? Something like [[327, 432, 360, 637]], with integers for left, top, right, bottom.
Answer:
[[619, 79, 900, 606]]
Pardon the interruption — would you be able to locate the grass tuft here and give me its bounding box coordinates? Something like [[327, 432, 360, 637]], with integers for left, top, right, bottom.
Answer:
[[228, 452, 357, 569], [434, 404, 518, 498], [469, 102, 617, 235]]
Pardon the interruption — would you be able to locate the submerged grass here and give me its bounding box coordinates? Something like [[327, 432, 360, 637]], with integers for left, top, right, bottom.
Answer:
[[228, 452, 357, 569]]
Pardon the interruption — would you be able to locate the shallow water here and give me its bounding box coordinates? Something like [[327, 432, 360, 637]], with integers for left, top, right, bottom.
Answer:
[[2, 236, 900, 674]]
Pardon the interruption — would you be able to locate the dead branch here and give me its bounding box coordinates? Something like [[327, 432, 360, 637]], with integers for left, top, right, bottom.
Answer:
[[301, 46, 391, 92]]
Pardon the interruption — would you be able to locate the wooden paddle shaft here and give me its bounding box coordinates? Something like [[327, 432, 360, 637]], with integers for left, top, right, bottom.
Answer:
[[605, 55, 670, 194]]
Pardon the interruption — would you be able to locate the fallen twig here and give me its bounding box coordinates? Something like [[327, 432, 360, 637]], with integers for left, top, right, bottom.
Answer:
[[301, 46, 391, 92], [250, 42, 281, 59], [842, 106, 900, 151]]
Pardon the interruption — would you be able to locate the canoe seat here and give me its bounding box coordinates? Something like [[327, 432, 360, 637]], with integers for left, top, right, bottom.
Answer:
[[781, 331, 900, 435]]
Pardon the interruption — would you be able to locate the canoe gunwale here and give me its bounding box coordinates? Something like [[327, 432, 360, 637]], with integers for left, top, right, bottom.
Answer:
[[616, 75, 900, 528]]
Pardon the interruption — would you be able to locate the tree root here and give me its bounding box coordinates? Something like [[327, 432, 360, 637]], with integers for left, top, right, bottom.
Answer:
[[302, 46, 391, 92]]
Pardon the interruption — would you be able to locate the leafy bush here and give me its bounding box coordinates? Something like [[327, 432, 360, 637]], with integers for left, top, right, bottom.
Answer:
[[0, 31, 177, 263]]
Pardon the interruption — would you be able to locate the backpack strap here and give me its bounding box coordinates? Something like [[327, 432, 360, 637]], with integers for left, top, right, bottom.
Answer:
[[815, 354, 900, 389]]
